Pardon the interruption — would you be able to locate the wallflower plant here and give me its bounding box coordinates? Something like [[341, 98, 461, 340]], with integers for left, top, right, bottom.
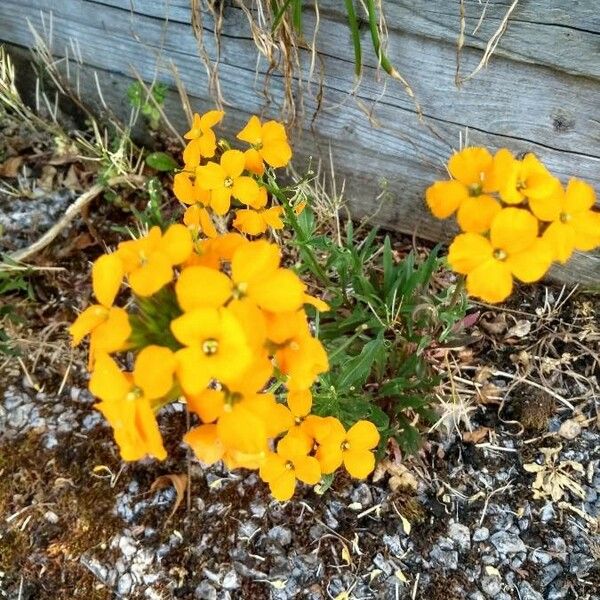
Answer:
[[426, 147, 600, 303], [73, 116, 595, 501]]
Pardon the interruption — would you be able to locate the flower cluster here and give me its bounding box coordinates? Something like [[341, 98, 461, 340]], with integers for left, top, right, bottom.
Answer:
[[70, 111, 381, 501], [426, 147, 600, 303]]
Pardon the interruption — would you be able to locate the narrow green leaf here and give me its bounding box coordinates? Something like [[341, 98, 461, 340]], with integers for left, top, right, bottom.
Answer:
[[271, 0, 295, 33], [145, 152, 178, 172], [343, 0, 362, 77], [335, 335, 384, 390]]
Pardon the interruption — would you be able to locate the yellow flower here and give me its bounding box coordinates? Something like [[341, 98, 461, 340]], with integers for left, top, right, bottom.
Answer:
[[259, 437, 321, 501], [183, 204, 218, 239], [316, 419, 379, 479], [425, 147, 501, 233], [530, 178, 600, 264], [173, 172, 211, 206], [171, 307, 252, 395], [89, 353, 167, 461], [182, 110, 224, 165], [196, 149, 260, 215], [117, 225, 193, 296], [494, 150, 560, 205], [133, 345, 177, 400], [448, 208, 553, 303], [231, 240, 306, 313], [233, 206, 284, 236], [187, 233, 247, 270], [236, 116, 292, 169], [217, 403, 269, 465]]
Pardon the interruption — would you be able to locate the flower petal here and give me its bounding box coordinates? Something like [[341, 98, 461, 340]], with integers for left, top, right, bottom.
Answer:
[[221, 149, 246, 178], [564, 178, 596, 214], [287, 389, 312, 417], [159, 224, 193, 265], [231, 240, 280, 284], [490, 208, 538, 255], [260, 139, 292, 168], [447, 233, 493, 274], [425, 180, 467, 219], [542, 221, 576, 264], [269, 470, 296, 501], [89, 353, 131, 403], [248, 268, 306, 313], [69, 305, 108, 346], [184, 424, 224, 465], [466, 259, 513, 303], [175, 265, 232, 311], [343, 449, 375, 479], [92, 253, 124, 308], [456, 195, 502, 234], [237, 115, 262, 145], [133, 345, 176, 400], [346, 420, 380, 450], [293, 455, 321, 485], [507, 238, 554, 282], [448, 147, 493, 186], [231, 176, 260, 206]]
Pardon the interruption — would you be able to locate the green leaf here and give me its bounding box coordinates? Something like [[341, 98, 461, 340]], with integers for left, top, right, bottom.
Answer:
[[343, 0, 362, 77], [271, 0, 295, 33], [335, 335, 384, 390], [145, 152, 178, 172]]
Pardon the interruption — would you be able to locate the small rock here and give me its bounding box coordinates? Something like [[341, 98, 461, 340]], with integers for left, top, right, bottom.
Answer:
[[372, 552, 393, 576], [429, 546, 458, 570], [249, 501, 266, 518], [43, 510, 59, 524], [530, 549, 553, 565], [351, 483, 373, 507], [221, 569, 239, 590], [117, 573, 133, 596], [80, 556, 109, 583], [118, 536, 137, 559], [267, 525, 292, 547], [42, 433, 59, 450], [540, 503, 556, 523], [557, 419, 581, 440], [480, 574, 502, 597], [195, 580, 217, 600], [518, 581, 543, 600], [541, 563, 563, 588], [473, 527, 490, 542], [448, 522, 471, 551], [490, 531, 526, 555], [382, 534, 403, 556]]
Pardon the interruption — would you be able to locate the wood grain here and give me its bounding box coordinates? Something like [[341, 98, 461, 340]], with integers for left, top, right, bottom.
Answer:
[[0, 0, 598, 283]]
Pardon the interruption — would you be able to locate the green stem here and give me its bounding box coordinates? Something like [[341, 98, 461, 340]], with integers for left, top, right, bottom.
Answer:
[[365, 0, 397, 77], [343, 0, 362, 77]]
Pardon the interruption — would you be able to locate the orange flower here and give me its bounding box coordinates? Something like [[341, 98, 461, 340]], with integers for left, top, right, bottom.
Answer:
[[117, 225, 193, 296], [259, 435, 321, 501], [69, 305, 131, 357], [237, 116, 292, 169], [494, 150, 560, 205], [171, 307, 252, 395], [530, 178, 600, 263], [316, 419, 380, 479], [425, 147, 501, 233], [233, 206, 284, 236], [231, 240, 306, 313], [196, 149, 260, 215], [448, 208, 553, 303], [182, 110, 224, 165], [89, 353, 172, 461]]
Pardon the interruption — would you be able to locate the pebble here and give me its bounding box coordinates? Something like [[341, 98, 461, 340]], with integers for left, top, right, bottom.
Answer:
[[558, 419, 581, 440], [541, 563, 563, 588], [117, 573, 133, 596], [540, 502, 556, 523], [221, 569, 239, 590], [118, 536, 137, 559], [448, 522, 471, 551], [267, 525, 292, 547], [518, 581, 544, 600], [43, 510, 59, 524], [194, 581, 218, 600], [489, 531, 526, 555], [473, 527, 490, 542], [350, 482, 373, 507], [429, 546, 458, 570], [480, 574, 502, 597]]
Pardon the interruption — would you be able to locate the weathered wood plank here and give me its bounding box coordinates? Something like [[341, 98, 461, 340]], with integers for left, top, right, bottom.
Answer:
[[0, 0, 599, 284]]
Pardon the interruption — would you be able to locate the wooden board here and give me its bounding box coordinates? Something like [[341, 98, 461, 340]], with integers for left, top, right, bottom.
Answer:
[[1, 0, 599, 284]]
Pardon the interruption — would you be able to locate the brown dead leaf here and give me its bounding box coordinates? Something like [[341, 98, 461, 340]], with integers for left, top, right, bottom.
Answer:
[[372, 458, 418, 490], [480, 313, 507, 336], [0, 155, 24, 177], [62, 164, 84, 191], [462, 427, 491, 444], [38, 165, 57, 191], [150, 473, 188, 522], [505, 319, 532, 339], [478, 382, 503, 405]]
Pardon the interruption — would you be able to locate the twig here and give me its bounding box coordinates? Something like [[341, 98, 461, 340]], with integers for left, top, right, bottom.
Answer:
[[9, 175, 145, 263], [491, 369, 575, 411]]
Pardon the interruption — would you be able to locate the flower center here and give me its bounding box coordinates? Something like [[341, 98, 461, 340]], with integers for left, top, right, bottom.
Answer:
[[224, 176, 234, 188], [126, 387, 143, 401], [202, 338, 219, 355], [285, 460, 294, 471], [232, 281, 248, 299], [468, 183, 482, 197], [559, 212, 572, 224], [493, 248, 507, 261], [341, 441, 350, 451]]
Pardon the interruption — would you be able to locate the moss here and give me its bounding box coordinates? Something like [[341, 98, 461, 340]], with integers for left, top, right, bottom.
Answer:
[[517, 390, 555, 431]]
